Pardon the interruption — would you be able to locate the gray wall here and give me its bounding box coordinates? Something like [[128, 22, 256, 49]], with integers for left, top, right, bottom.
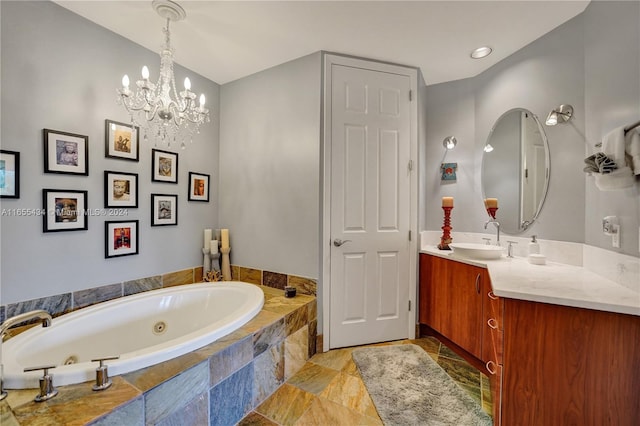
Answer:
[[0, 1, 220, 304], [218, 53, 321, 279], [583, 1, 640, 253], [424, 1, 639, 257]]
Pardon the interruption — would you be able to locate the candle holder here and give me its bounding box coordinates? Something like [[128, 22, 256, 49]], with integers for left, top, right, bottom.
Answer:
[[220, 246, 231, 281], [437, 206, 453, 250], [487, 207, 498, 220], [202, 248, 211, 276], [210, 250, 221, 272]]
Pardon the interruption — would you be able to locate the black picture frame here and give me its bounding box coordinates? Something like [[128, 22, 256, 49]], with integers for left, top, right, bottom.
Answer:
[[188, 172, 210, 202], [105, 220, 139, 258], [0, 150, 20, 198], [104, 170, 138, 208], [42, 189, 88, 232], [151, 149, 178, 183], [43, 129, 89, 175], [151, 193, 178, 226], [105, 119, 140, 162]]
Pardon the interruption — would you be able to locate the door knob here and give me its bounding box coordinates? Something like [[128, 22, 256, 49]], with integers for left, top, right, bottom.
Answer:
[[333, 239, 352, 247]]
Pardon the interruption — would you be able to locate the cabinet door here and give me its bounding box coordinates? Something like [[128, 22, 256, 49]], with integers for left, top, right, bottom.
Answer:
[[445, 261, 484, 359], [419, 253, 451, 330], [419, 254, 484, 359]]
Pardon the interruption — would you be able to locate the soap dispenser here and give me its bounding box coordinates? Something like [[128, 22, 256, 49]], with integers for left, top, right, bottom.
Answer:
[[528, 235, 540, 255]]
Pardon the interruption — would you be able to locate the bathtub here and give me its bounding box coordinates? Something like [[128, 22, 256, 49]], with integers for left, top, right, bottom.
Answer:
[[2, 281, 264, 389]]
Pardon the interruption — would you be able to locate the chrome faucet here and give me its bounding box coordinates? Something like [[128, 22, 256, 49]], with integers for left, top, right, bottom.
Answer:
[[0, 310, 53, 401], [0, 310, 52, 339], [484, 219, 501, 246]]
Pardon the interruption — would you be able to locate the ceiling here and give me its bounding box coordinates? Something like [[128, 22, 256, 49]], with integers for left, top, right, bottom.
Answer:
[[54, 1, 590, 86]]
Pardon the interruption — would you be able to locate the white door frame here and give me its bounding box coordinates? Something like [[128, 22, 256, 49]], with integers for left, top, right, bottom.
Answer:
[[321, 53, 418, 352]]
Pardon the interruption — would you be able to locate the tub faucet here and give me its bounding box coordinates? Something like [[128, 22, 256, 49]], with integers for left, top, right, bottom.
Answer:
[[484, 219, 501, 246], [0, 310, 52, 340], [0, 310, 52, 401]]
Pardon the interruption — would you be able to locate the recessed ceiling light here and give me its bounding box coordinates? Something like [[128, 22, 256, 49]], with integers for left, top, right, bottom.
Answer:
[[470, 46, 492, 59]]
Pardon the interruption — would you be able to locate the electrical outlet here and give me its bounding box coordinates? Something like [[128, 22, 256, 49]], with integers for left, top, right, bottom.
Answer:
[[612, 225, 620, 248]]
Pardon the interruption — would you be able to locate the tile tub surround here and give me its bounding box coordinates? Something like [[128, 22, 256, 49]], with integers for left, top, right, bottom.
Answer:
[[0, 265, 317, 324], [1, 285, 317, 425]]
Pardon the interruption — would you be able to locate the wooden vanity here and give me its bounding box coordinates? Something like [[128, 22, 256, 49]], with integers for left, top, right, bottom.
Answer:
[[419, 252, 640, 426]]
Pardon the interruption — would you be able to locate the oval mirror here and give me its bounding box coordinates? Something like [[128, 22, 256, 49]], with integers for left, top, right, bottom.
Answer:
[[481, 108, 550, 234]]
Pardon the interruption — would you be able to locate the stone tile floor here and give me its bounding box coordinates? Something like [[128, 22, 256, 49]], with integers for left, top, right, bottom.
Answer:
[[238, 336, 492, 425]]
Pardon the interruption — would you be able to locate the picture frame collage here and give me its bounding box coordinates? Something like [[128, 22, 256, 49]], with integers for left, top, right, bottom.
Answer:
[[4, 120, 211, 259]]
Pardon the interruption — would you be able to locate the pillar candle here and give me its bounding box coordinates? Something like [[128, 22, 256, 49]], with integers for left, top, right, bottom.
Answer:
[[221, 229, 230, 249], [204, 229, 212, 250], [485, 198, 498, 208], [442, 197, 454, 208], [210, 240, 218, 254]]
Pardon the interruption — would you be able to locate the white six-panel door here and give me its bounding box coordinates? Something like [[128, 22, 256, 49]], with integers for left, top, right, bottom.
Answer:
[[327, 61, 414, 349]]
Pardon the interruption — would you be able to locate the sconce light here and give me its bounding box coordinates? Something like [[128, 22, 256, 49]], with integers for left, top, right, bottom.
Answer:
[[483, 143, 494, 153], [443, 136, 457, 150], [545, 104, 573, 126]]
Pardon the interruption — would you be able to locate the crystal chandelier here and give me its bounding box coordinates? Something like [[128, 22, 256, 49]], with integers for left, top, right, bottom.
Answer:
[[117, 0, 209, 150]]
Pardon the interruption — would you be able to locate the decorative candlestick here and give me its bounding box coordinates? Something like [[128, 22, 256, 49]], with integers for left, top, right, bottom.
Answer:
[[438, 206, 454, 250], [484, 198, 498, 219], [210, 239, 220, 272], [202, 247, 211, 276], [486, 207, 498, 220], [220, 246, 231, 281]]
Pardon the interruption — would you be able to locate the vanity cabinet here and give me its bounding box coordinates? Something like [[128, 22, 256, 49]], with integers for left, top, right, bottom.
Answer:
[[502, 298, 640, 425], [419, 252, 640, 426], [419, 253, 485, 360]]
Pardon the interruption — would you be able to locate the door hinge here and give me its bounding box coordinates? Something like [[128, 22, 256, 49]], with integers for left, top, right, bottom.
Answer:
[[409, 90, 413, 101], [408, 300, 411, 311], [408, 230, 412, 241], [408, 160, 413, 172]]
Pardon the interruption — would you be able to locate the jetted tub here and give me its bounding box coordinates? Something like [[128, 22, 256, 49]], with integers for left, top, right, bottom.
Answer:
[[3, 281, 264, 389]]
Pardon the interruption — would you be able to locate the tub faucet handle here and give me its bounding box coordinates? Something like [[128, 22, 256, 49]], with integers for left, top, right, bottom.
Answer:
[[506, 241, 518, 258], [91, 356, 119, 391], [23, 365, 58, 402]]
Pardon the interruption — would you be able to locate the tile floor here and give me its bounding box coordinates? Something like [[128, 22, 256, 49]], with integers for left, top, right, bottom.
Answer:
[[238, 336, 492, 425]]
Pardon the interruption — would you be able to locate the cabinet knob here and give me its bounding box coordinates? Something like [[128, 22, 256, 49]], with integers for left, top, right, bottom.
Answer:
[[486, 360, 497, 375], [487, 291, 498, 300]]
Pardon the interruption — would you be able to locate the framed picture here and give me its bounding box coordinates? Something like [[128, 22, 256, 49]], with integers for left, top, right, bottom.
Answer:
[[104, 171, 138, 208], [151, 194, 178, 226], [0, 150, 20, 198], [43, 129, 89, 175], [152, 149, 178, 183], [188, 172, 210, 202], [105, 220, 139, 258], [105, 119, 139, 161], [42, 189, 88, 232]]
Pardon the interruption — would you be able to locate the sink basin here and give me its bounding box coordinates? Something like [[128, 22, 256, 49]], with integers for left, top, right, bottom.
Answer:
[[449, 243, 505, 260]]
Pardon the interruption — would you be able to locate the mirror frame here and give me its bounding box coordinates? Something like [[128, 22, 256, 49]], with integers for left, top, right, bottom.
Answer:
[[481, 108, 550, 234]]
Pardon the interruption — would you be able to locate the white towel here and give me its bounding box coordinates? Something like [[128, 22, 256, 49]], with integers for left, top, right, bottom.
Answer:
[[595, 126, 635, 190], [602, 126, 627, 166], [594, 167, 635, 190], [626, 128, 640, 175]]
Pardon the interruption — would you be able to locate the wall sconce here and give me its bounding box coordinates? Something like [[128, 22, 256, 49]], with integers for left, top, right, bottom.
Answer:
[[443, 136, 457, 150], [545, 104, 573, 126]]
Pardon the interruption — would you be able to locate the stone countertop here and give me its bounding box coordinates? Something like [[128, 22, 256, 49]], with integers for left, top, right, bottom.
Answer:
[[420, 246, 640, 317]]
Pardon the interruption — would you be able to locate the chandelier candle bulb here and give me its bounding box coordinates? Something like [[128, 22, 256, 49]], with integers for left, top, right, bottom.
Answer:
[[442, 197, 454, 208], [184, 77, 191, 90], [141, 66, 149, 80]]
